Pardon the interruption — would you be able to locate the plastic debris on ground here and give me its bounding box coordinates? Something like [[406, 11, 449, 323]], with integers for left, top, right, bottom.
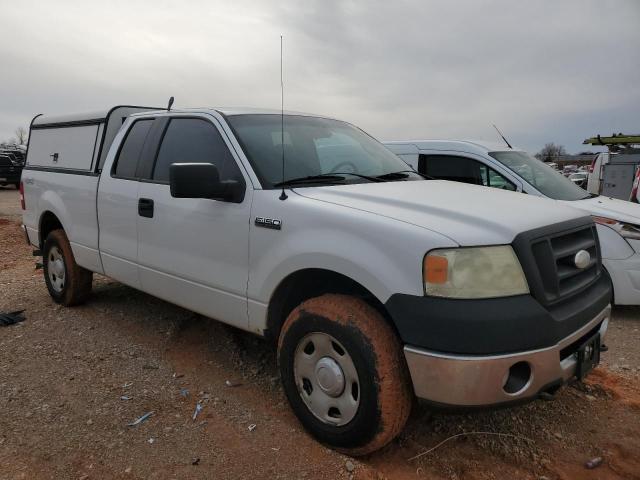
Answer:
[[180, 388, 189, 398], [128, 411, 153, 427], [248, 424, 257, 432], [225, 380, 242, 387], [585, 457, 603, 469], [120, 396, 132, 401], [192, 402, 203, 421], [123, 382, 133, 388], [0, 310, 25, 327]]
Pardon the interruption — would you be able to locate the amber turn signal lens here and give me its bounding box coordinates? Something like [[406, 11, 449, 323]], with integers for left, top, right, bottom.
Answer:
[[424, 255, 448, 284], [592, 216, 617, 225]]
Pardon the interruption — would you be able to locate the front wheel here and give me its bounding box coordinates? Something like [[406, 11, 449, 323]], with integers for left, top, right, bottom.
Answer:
[[43, 229, 93, 306], [278, 294, 413, 455]]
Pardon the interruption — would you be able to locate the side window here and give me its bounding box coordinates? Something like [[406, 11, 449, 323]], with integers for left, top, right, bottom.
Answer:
[[113, 119, 153, 178], [487, 168, 517, 191], [152, 118, 242, 183], [419, 154, 516, 191], [420, 154, 485, 185]]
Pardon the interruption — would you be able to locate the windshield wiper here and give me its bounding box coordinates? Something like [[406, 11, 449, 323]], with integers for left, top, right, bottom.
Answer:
[[273, 174, 346, 187], [331, 172, 385, 182], [274, 172, 385, 187], [376, 170, 433, 180]]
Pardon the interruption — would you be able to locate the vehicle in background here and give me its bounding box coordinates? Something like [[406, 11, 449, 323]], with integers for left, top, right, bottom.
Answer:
[[569, 172, 588, 189], [563, 164, 579, 177], [583, 134, 640, 200], [384, 139, 640, 305], [0, 144, 27, 188], [587, 152, 611, 195], [21, 106, 611, 454], [546, 162, 559, 171]]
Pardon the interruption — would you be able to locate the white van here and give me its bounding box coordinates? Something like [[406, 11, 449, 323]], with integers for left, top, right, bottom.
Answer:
[[587, 153, 611, 195], [384, 140, 640, 305]]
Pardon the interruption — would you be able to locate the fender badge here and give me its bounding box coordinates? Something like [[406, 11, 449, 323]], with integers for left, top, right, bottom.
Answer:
[[255, 217, 282, 230]]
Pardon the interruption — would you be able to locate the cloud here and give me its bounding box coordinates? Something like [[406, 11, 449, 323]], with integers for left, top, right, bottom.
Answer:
[[0, 0, 638, 153]]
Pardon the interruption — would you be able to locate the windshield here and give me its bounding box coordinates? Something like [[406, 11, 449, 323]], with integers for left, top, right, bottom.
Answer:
[[226, 114, 423, 188], [488, 151, 590, 201]]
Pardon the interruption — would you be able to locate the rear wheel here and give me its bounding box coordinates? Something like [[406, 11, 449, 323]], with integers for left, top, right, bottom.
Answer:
[[43, 229, 93, 306], [278, 294, 413, 455]]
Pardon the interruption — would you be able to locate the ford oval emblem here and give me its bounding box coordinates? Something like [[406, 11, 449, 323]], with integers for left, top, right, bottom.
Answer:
[[574, 250, 591, 269]]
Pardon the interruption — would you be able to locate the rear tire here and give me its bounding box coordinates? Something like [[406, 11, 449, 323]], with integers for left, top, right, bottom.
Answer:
[[43, 229, 93, 306], [278, 294, 413, 456]]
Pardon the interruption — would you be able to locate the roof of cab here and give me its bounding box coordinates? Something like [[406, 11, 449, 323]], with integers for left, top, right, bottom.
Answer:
[[384, 139, 518, 154], [131, 107, 335, 119]]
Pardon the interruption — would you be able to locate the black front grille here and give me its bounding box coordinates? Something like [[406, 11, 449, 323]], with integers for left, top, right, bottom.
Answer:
[[513, 217, 602, 307]]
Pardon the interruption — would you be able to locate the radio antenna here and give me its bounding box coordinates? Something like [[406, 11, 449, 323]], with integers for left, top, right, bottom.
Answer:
[[167, 96, 174, 111], [279, 35, 288, 200], [492, 124, 513, 149]]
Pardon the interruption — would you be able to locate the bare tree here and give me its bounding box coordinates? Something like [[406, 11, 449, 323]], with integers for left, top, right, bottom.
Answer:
[[535, 143, 567, 162], [14, 126, 28, 145]]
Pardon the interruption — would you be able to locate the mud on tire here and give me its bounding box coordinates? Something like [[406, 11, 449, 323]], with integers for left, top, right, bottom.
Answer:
[[277, 294, 413, 456], [43, 229, 93, 306]]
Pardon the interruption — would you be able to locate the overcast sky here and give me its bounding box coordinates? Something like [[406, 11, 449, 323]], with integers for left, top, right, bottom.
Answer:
[[1, 0, 638, 153]]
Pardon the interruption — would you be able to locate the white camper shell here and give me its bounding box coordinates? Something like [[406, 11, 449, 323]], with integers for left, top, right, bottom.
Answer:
[[27, 106, 158, 173]]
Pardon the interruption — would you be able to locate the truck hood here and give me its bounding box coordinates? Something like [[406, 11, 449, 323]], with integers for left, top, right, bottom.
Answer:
[[563, 196, 640, 225], [295, 180, 586, 246]]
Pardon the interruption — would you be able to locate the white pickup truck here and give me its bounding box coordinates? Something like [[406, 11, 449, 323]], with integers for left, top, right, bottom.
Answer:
[[21, 106, 611, 454]]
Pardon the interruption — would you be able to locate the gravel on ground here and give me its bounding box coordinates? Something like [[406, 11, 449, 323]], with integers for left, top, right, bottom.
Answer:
[[1, 187, 639, 480]]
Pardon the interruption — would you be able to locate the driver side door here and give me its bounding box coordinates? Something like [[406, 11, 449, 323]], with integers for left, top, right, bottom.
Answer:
[[136, 115, 252, 330]]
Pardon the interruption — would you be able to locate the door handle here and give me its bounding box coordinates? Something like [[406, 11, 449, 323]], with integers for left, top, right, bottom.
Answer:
[[138, 198, 154, 218]]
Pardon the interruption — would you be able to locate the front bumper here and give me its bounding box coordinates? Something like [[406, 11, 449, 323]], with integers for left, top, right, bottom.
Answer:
[[404, 305, 610, 406]]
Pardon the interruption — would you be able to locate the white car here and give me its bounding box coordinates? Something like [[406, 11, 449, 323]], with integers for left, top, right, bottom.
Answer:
[[21, 109, 611, 454], [384, 140, 640, 305], [569, 172, 588, 188]]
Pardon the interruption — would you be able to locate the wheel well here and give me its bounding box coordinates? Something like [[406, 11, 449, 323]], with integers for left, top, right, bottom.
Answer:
[[39, 211, 63, 249], [266, 268, 397, 344]]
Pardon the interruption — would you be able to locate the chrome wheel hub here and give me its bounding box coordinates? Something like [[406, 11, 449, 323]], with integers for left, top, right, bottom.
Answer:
[[315, 357, 345, 397], [47, 246, 66, 293], [293, 332, 360, 426]]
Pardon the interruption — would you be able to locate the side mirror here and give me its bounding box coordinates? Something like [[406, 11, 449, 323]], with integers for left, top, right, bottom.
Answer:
[[169, 163, 244, 203]]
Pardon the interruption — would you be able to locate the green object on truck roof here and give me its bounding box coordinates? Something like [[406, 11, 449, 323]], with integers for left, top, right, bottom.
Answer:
[[583, 134, 640, 145]]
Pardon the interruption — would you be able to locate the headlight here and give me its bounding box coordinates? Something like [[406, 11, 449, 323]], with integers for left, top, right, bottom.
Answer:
[[423, 246, 529, 299], [593, 216, 640, 240]]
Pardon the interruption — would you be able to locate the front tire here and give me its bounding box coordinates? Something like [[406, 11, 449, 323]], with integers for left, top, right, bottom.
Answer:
[[278, 294, 413, 455], [43, 229, 93, 306]]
